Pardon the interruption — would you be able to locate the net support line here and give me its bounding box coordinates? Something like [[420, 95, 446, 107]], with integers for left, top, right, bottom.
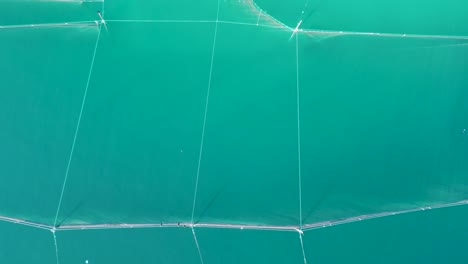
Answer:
[[298, 231, 307, 264], [53, 10, 104, 228], [192, 227, 205, 264], [106, 19, 286, 30], [296, 30, 303, 231], [56, 222, 298, 232], [52, 229, 60, 264], [0, 21, 99, 30], [56, 199, 468, 232], [301, 199, 468, 231], [108, 19, 468, 40], [295, 17, 308, 264], [5, 17, 468, 41], [1, 199, 467, 232], [191, 0, 221, 224], [0, 215, 51, 230], [300, 28, 468, 40]]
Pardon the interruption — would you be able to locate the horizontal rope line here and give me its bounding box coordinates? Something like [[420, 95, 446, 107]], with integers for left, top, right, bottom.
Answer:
[[301, 28, 468, 40], [1, 199, 466, 233], [0, 215, 52, 231], [0, 21, 98, 30], [302, 199, 468, 231], [2, 19, 467, 41]]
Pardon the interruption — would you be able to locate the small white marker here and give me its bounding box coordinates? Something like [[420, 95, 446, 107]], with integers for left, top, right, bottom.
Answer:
[[85, 260, 89, 264]]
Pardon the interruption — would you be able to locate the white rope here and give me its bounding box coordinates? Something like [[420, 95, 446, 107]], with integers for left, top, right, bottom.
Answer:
[[192, 228, 205, 264], [299, 232, 307, 264], [53, 22, 103, 228], [52, 230, 60, 264], [191, 0, 221, 224], [296, 33, 303, 230]]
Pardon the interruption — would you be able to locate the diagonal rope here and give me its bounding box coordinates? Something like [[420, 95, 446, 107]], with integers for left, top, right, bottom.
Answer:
[[192, 228, 205, 264], [299, 232, 307, 264], [191, 0, 221, 224], [0, 215, 53, 231], [52, 230, 60, 264], [53, 23, 103, 227]]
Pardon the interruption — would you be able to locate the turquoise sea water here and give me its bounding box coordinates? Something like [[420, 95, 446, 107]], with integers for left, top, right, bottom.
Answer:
[[1, 0, 467, 263]]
